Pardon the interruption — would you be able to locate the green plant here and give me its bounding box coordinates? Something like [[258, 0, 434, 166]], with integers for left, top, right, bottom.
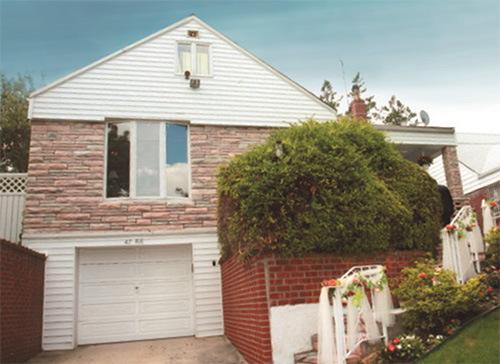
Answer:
[[393, 257, 494, 337], [484, 226, 500, 270], [217, 118, 442, 260], [377, 334, 425, 363], [425, 333, 445, 348]]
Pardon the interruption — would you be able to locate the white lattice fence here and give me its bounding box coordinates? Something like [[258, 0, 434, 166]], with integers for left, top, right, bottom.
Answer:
[[0, 173, 27, 243]]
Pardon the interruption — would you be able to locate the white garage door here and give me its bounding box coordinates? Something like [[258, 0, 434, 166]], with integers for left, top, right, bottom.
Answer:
[[78, 245, 194, 345]]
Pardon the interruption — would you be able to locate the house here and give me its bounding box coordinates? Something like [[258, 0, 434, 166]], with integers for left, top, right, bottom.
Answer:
[[23, 14, 463, 360], [428, 133, 500, 229]]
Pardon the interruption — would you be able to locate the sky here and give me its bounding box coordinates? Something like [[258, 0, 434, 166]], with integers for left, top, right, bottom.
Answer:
[[1, 0, 499, 134]]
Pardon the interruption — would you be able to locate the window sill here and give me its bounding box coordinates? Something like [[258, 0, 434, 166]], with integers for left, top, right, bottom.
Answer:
[[102, 197, 194, 206], [176, 73, 213, 79]]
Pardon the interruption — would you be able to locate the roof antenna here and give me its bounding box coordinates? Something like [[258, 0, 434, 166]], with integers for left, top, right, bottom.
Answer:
[[340, 58, 349, 111]]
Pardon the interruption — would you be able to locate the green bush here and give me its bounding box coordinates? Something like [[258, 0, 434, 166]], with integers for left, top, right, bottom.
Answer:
[[484, 226, 500, 270], [393, 257, 493, 337], [217, 118, 442, 260]]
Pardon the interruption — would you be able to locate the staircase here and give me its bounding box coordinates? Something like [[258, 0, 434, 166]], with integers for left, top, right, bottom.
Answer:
[[294, 333, 366, 364]]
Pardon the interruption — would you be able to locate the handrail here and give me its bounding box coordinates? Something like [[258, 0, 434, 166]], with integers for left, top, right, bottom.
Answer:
[[318, 265, 395, 364], [441, 205, 484, 284]]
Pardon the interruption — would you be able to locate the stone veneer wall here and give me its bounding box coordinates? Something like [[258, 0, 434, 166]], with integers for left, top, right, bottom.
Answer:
[[220, 250, 426, 364], [24, 120, 270, 234]]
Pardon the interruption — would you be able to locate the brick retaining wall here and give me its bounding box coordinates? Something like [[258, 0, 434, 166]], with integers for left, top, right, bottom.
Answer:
[[0, 239, 46, 364], [220, 250, 426, 364]]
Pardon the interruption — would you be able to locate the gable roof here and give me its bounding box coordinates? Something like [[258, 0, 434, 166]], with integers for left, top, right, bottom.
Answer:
[[28, 15, 336, 125]]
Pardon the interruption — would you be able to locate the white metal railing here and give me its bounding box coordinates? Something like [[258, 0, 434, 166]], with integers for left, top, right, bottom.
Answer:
[[317, 265, 396, 364], [482, 199, 496, 236], [441, 205, 484, 284], [0, 173, 27, 243]]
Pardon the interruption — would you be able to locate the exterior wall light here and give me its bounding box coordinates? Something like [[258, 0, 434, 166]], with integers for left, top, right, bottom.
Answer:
[[275, 140, 283, 159]]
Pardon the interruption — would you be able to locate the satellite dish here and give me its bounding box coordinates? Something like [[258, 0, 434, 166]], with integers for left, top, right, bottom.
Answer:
[[419, 110, 430, 126]]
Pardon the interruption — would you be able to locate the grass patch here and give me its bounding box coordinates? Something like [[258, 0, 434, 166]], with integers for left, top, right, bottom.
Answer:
[[417, 306, 500, 364]]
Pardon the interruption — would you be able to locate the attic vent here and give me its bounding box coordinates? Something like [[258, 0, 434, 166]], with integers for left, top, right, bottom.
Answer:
[[188, 30, 199, 38]]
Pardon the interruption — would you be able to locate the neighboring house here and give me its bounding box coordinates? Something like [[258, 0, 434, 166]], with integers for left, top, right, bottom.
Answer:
[[429, 133, 500, 229], [23, 15, 463, 354]]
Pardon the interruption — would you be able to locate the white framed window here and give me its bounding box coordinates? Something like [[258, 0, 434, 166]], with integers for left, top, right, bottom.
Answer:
[[106, 121, 190, 199], [177, 42, 211, 76]]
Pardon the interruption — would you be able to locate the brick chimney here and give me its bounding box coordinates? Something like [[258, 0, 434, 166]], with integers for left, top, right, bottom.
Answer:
[[349, 85, 367, 120]]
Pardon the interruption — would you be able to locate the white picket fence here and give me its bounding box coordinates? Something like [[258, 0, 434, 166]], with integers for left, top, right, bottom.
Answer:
[[0, 173, 27, 243]]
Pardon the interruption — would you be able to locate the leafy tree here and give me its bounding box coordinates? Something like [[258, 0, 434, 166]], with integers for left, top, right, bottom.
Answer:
[[374, 95, 417, 126], [319, 80, 343, 112], [1, 74, 34, 172], [320, 72, 418, 126]]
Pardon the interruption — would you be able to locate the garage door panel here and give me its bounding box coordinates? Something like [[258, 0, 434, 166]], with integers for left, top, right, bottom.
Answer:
[[80, 263, 136, 282], [80, 248, 136, 264], [78, 245, 194, 345], [139, 299, 191, 315], [139, 280, 191, 296], [80, 320, 137, 339], [139, 245, 190, 261], [80, 301, 136, 319], [139, 317, 192, 334], [138, 262, 191, 278], [80, 283, 135, 299]]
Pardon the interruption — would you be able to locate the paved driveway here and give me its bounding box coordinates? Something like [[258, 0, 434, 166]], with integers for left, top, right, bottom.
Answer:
[[26, 336, 248, 364]]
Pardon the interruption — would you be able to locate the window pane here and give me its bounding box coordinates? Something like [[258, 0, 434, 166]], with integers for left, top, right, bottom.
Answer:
[[196, 44, 209, 75], [136, 123, 160, 197], [177, 44, 191, 73], [166, 124, 189, 198], [106, 123, 130, 198]]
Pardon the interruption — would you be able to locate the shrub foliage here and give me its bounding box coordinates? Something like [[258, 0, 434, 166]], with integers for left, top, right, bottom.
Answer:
[[393, 257, 493, 337], [217, 118, 442, 260]]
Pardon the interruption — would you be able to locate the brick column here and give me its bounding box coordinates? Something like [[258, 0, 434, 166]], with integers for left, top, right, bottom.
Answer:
[[441, 146, 464, 198]]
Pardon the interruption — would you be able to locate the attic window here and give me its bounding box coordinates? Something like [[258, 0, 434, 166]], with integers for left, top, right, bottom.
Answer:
[[188, 30, 199, 38]]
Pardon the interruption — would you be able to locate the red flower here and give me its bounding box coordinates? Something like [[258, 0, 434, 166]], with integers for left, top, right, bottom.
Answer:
[[448, 330, 452, 335], [481, 292, 484, 295], [418, 272, 427, 279], [488, 287, 493, 292], [393, 338, 400, 344], [445, 224, 456, 230], [451, 319, 455, 323], [328, 278, 338, 287], [491, 201, 497, 207], [389, 344, 395, 352]]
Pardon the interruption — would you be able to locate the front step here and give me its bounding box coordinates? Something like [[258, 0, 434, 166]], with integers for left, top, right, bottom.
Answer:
[[294, 334, 364, 364]]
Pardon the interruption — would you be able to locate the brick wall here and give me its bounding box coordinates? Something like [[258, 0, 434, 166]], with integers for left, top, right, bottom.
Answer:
[[220, 250, 425, 364], [1, 239, 46, 364], [441, 146, 464, 199], [24, 120, 270, 234], [466, 188, 488, 233]]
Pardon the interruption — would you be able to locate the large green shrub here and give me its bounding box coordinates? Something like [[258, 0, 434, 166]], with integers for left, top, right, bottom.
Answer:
[[217, 118, 442, 260], [393, 257, 493, 337]]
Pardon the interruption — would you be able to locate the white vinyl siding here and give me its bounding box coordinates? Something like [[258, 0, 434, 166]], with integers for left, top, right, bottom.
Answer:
[[23, 230, 223, 350], [29, 18, 336, 126]]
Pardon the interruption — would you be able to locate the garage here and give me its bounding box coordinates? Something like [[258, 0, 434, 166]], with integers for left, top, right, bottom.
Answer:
[[77, 244, 194, 345]]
